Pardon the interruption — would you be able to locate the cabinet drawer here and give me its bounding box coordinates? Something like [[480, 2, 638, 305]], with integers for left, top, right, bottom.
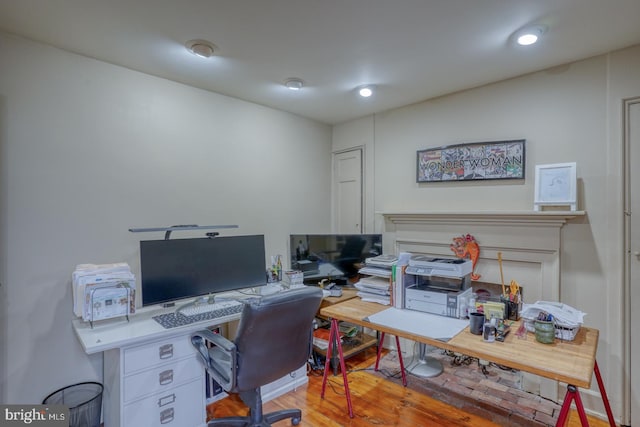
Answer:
[[123, 379, 205, 427], [124, 356, 203, 402], [124, 335, 194, 374]]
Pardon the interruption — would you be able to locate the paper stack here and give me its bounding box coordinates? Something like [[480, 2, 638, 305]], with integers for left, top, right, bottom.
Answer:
[[364, 254, 397, 268], [355, 255, 396, 305], [521, 300, 586, 328], [354, 275, 391, 305], [72, 263, 136, 322], [360, 254, 396, 277]]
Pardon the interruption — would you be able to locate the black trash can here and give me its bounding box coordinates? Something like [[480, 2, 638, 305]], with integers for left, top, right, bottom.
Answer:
[[43, 381, 103, 427]]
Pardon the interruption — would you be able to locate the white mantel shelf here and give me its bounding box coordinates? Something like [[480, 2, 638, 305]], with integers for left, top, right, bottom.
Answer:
[[380, 210, 585, 227]]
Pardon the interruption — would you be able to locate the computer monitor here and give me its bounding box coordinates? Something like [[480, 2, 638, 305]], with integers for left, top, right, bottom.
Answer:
[[289, 234, 382, 282], [140, 235, 266, 307]]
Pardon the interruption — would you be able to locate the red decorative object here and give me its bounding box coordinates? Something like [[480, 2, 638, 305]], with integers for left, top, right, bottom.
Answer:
[[450, 234, 481, 281]]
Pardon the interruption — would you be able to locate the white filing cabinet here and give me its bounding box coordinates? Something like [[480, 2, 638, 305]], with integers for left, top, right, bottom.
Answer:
[[103, 333, 207, 427], [72, 298, 311, 427], [101, 326, 309, 427]]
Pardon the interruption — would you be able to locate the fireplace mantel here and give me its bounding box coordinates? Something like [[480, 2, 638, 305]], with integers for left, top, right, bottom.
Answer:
[[379, 210, 586, 303], [379, 210, 586, 400], [380, 210, 585, 228]]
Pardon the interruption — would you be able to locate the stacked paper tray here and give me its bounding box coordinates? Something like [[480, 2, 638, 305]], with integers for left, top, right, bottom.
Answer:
[[520, 300, 585, 341]]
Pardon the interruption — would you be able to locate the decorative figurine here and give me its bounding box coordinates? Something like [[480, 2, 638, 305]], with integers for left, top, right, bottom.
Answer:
[[450, 234, 481, 280]]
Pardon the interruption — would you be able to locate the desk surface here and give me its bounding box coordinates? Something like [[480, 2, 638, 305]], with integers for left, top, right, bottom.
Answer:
[[72, 286, 286, 354], [72, 303, 244, 354], [319, 288, 358, 308], [73, 285, 342, 355], [320, 298, 598, 389]]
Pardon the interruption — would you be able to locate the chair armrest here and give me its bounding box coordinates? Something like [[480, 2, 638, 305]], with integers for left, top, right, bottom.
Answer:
[[192, 328, 235, 353], [191, 329, 237, 391]]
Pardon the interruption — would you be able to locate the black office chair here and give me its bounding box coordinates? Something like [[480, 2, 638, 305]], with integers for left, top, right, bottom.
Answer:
[[191, 286, 323, 427]]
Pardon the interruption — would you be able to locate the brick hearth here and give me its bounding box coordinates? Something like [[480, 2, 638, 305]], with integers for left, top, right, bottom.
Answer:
[[376, 349, 562, 426]]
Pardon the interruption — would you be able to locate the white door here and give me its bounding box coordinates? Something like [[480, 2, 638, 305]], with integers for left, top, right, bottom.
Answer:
[[333, 149, 363, 234], [629, 99, 640, 425]]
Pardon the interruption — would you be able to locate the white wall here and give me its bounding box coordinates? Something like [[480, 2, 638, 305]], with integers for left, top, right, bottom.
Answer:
[[333, 45, 640, 420], [0, 33, 332, 403]]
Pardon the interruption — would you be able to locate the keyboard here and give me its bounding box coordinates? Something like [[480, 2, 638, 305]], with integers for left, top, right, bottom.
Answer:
[[153, 300, 244, 329]]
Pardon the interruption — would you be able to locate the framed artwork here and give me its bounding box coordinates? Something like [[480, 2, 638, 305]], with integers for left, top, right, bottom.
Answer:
[[416, 139, 525, 182], [533, 162, 577, 211]]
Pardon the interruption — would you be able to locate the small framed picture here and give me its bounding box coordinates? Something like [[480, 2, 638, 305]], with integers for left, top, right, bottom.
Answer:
[[533, 162, 577, 211]]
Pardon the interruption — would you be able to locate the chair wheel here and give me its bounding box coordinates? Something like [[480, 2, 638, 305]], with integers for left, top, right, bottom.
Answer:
[[291, 417, 301, 425]]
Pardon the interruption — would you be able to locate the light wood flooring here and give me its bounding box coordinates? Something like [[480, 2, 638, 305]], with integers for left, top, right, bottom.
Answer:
[[209, 348, 613, 426]]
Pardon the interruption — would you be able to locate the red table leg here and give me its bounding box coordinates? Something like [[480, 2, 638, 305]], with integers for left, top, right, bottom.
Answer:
[[556, 385, 589, 426], [374, 332, 386, 371], [593, 361, 616, 426], [320, 318, 354, 418], [374, 332, 407, 387], [555, 361, 617, 427]]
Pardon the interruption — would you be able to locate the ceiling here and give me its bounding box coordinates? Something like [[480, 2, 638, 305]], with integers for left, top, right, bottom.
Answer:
[[1, 1, 640, 125]]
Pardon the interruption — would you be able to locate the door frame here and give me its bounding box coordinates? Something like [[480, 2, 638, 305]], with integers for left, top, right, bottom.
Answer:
[[623, 96, 640, 426], [332, 146, 365, 233]]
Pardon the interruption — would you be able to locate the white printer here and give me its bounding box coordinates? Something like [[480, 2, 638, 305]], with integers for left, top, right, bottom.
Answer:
[[403, 256, 472, 318]]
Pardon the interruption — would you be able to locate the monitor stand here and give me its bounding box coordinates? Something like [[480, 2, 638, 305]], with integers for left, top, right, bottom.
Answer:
[[405, 343, 443, 378]]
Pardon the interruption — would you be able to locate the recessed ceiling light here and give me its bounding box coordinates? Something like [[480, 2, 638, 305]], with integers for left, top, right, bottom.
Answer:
[[515, 25, 547, 46], [284, 78, 304, 90], [358, 85, 374, 98], [185, 39, 217, 58]]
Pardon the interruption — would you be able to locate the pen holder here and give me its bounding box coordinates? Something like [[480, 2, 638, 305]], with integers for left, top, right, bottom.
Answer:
[[534, 320, 555, 344], [267, 255, 283, 283], [500, 295, 521, 321], [267, 268, 282, 283]]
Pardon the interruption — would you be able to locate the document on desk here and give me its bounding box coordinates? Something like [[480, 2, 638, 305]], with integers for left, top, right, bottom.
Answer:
[[366, 308, 469, 341]]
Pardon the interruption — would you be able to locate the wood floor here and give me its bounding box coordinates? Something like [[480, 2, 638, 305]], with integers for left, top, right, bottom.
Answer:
[[209, 347, 613, 426]]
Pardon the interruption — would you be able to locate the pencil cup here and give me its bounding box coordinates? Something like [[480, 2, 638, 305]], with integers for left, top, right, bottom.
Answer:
[[534, 320, 555, 344], [469, 312, 485, 335], [500, 295, 521, 320]]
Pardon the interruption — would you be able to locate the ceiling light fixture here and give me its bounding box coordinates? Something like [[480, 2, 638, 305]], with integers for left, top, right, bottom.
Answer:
[[185, 39, 217, 58], [284, 78, 304, 90], [515, 25, 547, 46], [358, 85, 374, 98]]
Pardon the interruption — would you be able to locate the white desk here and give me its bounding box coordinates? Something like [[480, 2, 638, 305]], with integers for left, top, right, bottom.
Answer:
[[72, 287, 308, 427]]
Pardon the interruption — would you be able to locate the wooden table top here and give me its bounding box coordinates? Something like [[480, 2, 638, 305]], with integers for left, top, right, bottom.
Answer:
[[320, 288, 359, 307], [320, 298, 598, 389]]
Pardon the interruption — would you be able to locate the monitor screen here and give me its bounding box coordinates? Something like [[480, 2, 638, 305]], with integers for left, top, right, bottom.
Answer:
[[140, 235, 266, 307], [289, 234, 382, 280]]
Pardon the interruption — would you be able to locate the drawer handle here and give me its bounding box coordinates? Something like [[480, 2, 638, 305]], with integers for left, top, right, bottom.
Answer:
[[159, 369, 174, 385], [160, 408, 174, 424], [159, 344, 173, 359], [157, 393, 176, 407]]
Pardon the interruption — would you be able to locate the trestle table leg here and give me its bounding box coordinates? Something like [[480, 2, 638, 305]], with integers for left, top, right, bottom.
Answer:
[[556, 385, 589, 426], [374, 332, 407, 386], [593, 361, 616, 426], [555, 360, 617, 427], [320, 318, 354, 418]]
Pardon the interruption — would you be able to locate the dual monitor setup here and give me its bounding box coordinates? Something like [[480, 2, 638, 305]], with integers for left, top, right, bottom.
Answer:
[[139, 233, 382, 308]]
